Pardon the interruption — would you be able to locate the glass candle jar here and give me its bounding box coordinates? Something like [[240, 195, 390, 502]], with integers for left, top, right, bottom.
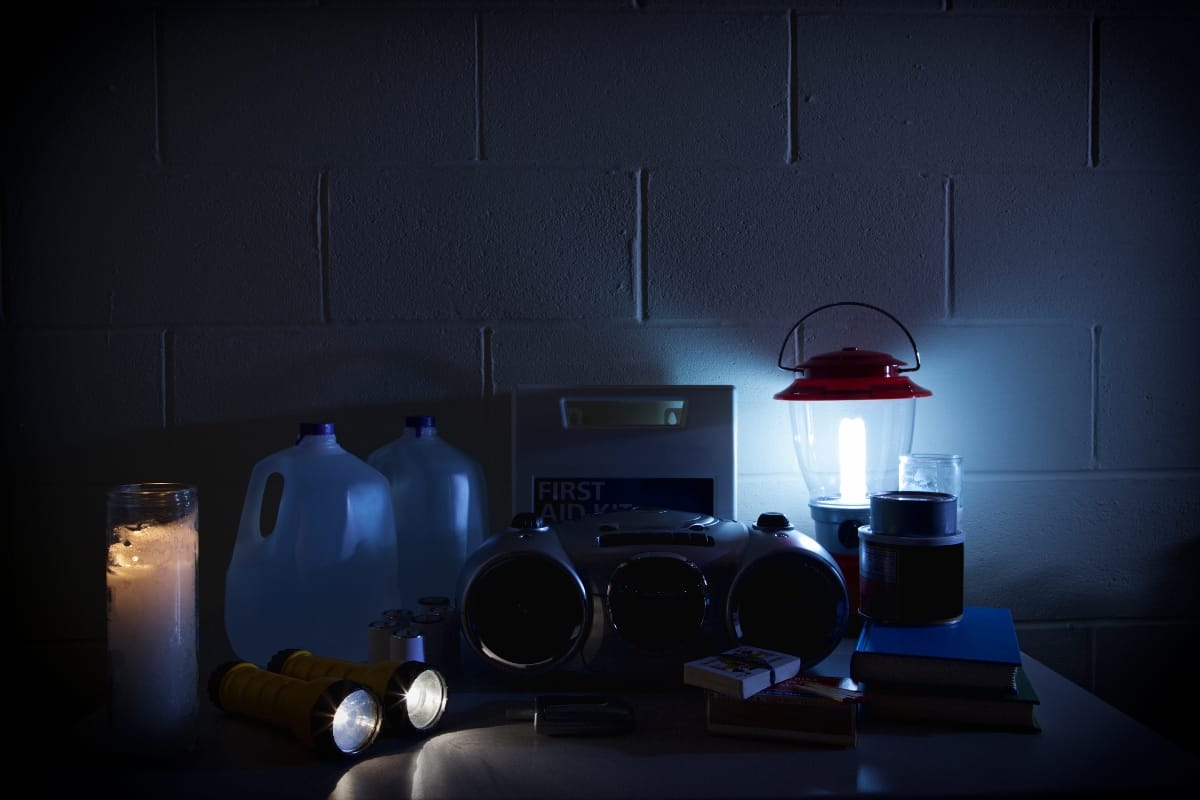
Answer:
[[899, 453, 963, 527], [106, 482, 199, 757]]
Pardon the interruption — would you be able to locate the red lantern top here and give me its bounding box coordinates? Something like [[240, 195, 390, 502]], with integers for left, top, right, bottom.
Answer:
[[774, 347, 932, 402], [773, 302, 933, 402]]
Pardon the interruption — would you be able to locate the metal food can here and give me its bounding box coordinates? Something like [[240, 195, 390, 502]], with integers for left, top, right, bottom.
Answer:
[[858, 491, 964, 625]]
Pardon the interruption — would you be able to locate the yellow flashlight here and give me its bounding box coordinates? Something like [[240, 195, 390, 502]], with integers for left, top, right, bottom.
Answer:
[[208, 661, 383, 757], [268, 649, 449, 734]]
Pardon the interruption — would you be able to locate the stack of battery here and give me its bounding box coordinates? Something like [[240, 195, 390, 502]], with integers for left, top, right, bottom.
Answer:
[[367, 596, 460, 676]]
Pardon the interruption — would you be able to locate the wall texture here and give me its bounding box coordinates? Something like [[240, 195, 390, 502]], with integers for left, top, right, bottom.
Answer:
[[3, 0, 1198, 754]]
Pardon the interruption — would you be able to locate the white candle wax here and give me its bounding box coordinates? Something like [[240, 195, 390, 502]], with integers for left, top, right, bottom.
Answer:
[[107, 510, 199, 756]]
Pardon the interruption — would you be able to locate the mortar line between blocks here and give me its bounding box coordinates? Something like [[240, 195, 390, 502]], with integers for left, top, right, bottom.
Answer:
[[945, 176, 954, 318], [637, 168, 648, 321], [319, 171, 330, 322], [1089, 15, 1101, 168], [162, 328, 173, 429], [475, 13, 484, 162]]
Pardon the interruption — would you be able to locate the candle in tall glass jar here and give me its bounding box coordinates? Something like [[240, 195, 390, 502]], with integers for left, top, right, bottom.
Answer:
[[106, 483, 199, 757]]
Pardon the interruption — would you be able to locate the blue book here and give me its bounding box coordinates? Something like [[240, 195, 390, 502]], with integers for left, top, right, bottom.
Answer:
[[851, 606, 1022, 693]]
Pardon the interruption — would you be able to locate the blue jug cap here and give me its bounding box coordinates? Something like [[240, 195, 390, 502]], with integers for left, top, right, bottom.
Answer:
[[298, 422, 336, 436]]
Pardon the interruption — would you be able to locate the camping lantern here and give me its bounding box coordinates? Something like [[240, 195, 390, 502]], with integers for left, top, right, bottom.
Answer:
[[773, 302, 932, 622]]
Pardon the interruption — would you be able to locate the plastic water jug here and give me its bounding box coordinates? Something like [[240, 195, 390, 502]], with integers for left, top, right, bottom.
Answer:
[[367, 415, 488, 608], [225, 422, 400, 666]]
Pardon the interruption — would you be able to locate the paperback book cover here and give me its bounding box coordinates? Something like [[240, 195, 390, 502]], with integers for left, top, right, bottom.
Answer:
[[683, 645, 802, 699], [851, 605, 1022, 693], [706, 675, 863, 747], [864, 666, 1042, 732]]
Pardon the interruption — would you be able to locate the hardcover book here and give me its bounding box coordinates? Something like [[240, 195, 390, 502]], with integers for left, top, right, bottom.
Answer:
[[705, 674, 863, 747], [851, 605, 1022, 693], [863, 666, 1041, 732], [683, 646, 802, 699]]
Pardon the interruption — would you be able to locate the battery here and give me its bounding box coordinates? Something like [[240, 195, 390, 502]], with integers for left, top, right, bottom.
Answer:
[[368, 618, 405, 663], [418, 596, 453, 616], [412, 612, 460, 674], [382, 608, 414, 625], [390, 627, 426, 663], [534, 694, 635, 736]]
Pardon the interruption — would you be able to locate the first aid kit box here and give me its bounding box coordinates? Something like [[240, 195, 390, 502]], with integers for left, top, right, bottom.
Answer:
[[512, 385, 737, 523]]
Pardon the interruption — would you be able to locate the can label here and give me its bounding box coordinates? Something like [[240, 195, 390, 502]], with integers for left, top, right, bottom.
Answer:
[[859, 538, 964, 625]]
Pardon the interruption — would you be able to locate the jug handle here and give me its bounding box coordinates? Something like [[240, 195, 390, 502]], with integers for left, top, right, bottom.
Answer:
[[234, 464, 285, 548]]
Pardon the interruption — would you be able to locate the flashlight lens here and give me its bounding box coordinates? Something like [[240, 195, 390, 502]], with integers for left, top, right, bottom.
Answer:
[[332, 688, 382, 754], [406, 669, 449, 731]]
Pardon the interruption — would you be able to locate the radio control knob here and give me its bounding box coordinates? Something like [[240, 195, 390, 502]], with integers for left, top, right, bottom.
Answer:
[[510, 512, 546, 531], [755, 511, 792, 531]]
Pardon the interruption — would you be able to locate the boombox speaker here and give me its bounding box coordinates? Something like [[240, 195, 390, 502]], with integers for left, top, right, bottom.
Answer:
[[457, 508, 849, 679]]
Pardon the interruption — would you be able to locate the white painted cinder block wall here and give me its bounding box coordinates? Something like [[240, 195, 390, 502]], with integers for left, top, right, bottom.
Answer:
[[3, 0, 1197, 751]]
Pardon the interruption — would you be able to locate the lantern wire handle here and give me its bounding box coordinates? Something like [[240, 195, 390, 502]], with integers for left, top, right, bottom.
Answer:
[[776, 301, 924, 374]]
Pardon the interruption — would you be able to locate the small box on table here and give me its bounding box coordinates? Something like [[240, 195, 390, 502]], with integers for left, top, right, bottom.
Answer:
[[705, 674, 863, 747], [683, 646, 802, 700]]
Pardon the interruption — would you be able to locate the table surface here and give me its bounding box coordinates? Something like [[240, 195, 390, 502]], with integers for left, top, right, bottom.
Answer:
[[82, 640, 1197, 799]]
